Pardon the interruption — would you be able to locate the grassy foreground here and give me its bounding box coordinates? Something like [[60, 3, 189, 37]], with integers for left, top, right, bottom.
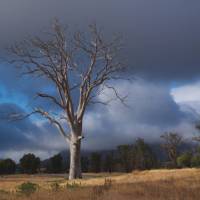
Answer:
[[0, 168, 200, 200]]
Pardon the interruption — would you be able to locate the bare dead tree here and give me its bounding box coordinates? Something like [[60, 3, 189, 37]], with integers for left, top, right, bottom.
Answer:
[[160, 132, 182, 168], [7, 20, 127, 179]]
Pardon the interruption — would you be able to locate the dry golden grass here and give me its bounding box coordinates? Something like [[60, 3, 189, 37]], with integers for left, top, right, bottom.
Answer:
[[0, 168, 200, 200], [0, 174, 65, 192]]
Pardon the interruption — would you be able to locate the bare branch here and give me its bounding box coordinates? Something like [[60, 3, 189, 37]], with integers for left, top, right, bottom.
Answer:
[[10, 108, 70, 141], [160, 132, 183, 167], [7, 20, 127, 137], [104, 84, 128, 106], [36, 93, 64, 109]]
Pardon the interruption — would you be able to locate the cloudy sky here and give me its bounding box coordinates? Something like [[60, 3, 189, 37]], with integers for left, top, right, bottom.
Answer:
[[1, 0, 200, 161]]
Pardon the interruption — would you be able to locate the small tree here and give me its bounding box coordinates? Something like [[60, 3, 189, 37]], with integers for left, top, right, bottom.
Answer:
[[0, 159, 16, 174], [133, 138, 157, 170], [192, 123, 200, 145], [117, 145, 133, 172], [161, 132, 182, 168], [8, 20, 127, 179], [49, 153, 63, 173], [103, 151, 115, 173], [81, 156, 90, 173], [20, 153, 40, 174], [90, 152, 102, 173]]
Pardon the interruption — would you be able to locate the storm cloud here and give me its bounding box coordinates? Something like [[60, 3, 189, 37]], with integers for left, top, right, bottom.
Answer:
[[82, 80, 197, 150], [0, 1, 200, 160], [0, 80, 197, 160], [0, 103, 67, 160], [0, 1, 200, 79]]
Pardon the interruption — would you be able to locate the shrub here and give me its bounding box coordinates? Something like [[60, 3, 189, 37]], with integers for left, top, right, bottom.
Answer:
[[191, 155, 200, 167], [104, 178, 112, 191], [17, 182, 39, 196], [177, 152, 192, 168], [48, 154, 63, 173], [51, 182, 60, 191], [0, 189, 9, 195], [90, 179, 112, 200], [66, 181, 81, 189]]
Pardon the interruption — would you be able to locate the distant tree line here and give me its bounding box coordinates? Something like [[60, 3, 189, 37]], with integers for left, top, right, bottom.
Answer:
[[1, 132, 200, 175]]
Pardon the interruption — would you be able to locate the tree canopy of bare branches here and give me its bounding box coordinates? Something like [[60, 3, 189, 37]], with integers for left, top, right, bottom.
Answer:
[[8, 20, 127, 179], [161, 132, 182, 168]]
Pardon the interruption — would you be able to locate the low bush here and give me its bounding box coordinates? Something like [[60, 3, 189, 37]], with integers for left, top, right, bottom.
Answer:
[[191, 155, 200, 167], [17, 182, 39, 196], [51, 182, 60, 192], [177, 152, 192, 168], [66, 181, 82, 189]]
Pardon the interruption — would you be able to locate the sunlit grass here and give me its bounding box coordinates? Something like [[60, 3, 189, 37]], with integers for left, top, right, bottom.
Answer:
[[0, 168, 200, 199]]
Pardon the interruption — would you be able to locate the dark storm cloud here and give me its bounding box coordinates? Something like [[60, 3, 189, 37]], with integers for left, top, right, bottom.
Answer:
[[0, 81, 195, 154], [0, 0, 200, 160], [0, 0, 200, 80], [0, 81, 198, 160]]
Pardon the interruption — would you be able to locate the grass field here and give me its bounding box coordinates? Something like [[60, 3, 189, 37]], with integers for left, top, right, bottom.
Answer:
[[0, 168, 200, 199]]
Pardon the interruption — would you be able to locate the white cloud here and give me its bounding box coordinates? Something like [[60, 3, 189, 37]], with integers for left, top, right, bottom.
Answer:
[[1, 79, 199, 161], [171, 81, 200, 115], [81, 79, 196, 150], [171, 81, 200, 103]]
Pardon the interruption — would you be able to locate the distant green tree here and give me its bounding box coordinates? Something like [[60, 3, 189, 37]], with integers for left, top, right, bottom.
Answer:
[[0, 159, 16, 174], [191, 155, 200, 167], [49, 153, 63, 173], [20, 154, 40, 174], [81, 156, 89, 173], [193, 124, 200, 142], [90, 152, 101, 173], [192, 125, 200, 167], [133, 138, 157, 170], [117, 145, 133, 172], [103, 151, 115, 173], [177, 152, 192, 168]]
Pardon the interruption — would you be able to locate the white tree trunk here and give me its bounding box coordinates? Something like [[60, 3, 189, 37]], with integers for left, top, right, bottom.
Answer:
[[69, 134, 82, 180]]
